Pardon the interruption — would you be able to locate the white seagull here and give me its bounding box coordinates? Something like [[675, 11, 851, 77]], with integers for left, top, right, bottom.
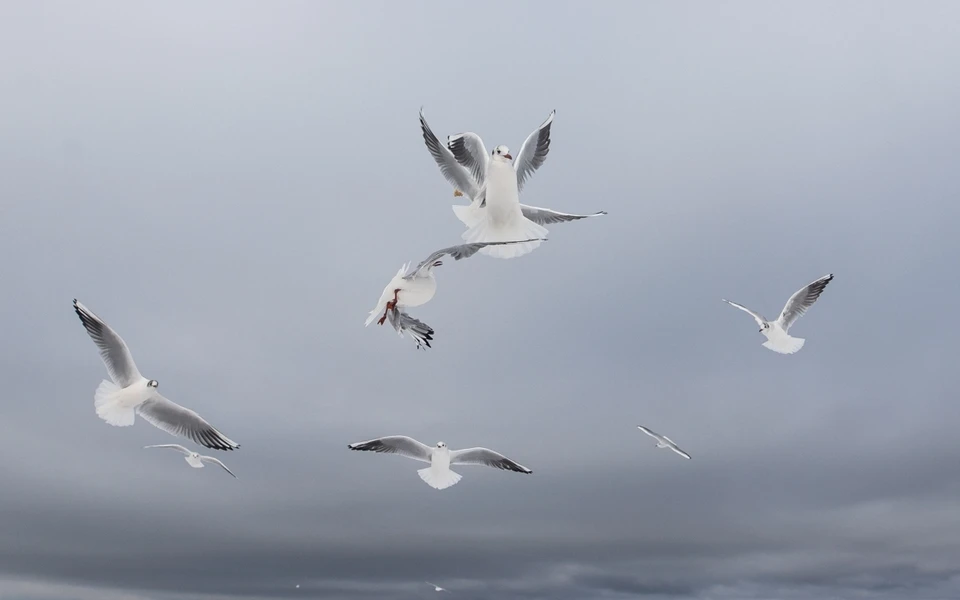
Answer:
[[143, 444, 237, 478], [420, 109, 605, 259], [636, 425, 692, 460], [364, 240, 541, 348], [347, 436, 532, 490], [722, 274, 834, 354], [73, 300, 240, 450], [426, 581, 448, 592]]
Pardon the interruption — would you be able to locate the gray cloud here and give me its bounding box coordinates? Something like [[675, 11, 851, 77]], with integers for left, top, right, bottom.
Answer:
[[2, 1, 960, 599]]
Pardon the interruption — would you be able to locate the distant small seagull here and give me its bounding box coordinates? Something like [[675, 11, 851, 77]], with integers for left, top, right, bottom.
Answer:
[[364, 241, 542, 348], [636, 426, 691, 460], [347, 436, 532, 490], [143, 444, 237, 478], [426, 581, 448, 592], [295, 584, 300, 589], [722, 274, 834, 354], [72, 300, 239, 450], [420, 108, 605, 259]]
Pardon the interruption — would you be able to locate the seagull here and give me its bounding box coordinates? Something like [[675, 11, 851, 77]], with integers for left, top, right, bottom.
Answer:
[[143, 444, 237, 478], [425, 581, 448, 592], [72, 299, 240, 450], [347, 436, 532, 490], [722, 274, 834, 354], [364, 240, 542, 348], [420, 109, 605, 259], [636, 425, 691, 460]]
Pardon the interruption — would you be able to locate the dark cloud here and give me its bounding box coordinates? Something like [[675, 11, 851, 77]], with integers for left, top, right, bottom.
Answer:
[[2, 1, 960, 599]]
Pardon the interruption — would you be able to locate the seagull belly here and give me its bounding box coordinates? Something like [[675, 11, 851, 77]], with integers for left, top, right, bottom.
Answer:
[[185, 455, 204, 468], [399, 277, 437, 308], [484, 161, 523, 225]]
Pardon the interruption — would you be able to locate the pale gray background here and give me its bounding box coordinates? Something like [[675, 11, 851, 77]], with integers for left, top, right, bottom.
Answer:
[[1, 1, 959, 599]]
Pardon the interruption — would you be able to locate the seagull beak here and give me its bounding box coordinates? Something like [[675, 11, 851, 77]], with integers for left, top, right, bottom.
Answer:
[[504, 153, 512, 160]]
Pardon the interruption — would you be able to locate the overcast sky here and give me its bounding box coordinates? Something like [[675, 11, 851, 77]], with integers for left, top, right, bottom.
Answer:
[[2, 1, 960, 599]]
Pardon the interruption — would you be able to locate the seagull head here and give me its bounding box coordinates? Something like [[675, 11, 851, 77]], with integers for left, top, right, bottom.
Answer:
[[759, 323, 770, 333], [436, 442, 446, 449], [493, 145, 512, 161], [147, 379, 159, 388]]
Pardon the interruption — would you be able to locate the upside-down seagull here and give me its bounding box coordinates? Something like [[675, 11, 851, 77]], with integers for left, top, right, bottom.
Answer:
[[420, 109, 605, 259], [72, 300, 240, 450], [637, 425, 692, 460], [364, 240, 542, 348], [347, 435, 532, 490], [722, 274, 834, 354], [143, 444, 237, 477]]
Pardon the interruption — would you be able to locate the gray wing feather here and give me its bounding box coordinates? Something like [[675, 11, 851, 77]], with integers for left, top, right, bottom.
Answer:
[[201, 455, 238, 478], [722, 299, 767, 326], [520, 205, 607, 225], [348, 435, 433, 463], [387, 308, 434, 350], [420, 109, 483, 201], [513, 110, 555, 193], [73, 299, 143, 387], [777, 274, 834, 331], [410, 240, 544, 277], [637, 425, 662, 440], [143, 444, 191, 455], [450, 447, 532, 474], [447, 132, 488, 188], [137, 393, 240, 451]]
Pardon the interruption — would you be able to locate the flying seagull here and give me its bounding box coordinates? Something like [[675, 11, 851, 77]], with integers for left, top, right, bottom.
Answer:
[[347, 435, 532, 490], [426, 581, 448, 592], [636, 425, 691, 460], [722, 274, 834, 354], [72, 300, 239, 450], [143, 444, 237, 478], [420, 109, 605, 259], [364, 240, 542, 348]]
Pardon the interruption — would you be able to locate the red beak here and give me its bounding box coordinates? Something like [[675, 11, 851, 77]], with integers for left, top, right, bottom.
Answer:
[[504, 153, 512, 160]]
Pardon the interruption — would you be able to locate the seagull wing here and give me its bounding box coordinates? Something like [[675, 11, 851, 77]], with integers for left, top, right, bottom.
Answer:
[[721, 299, 767, 327], [73, 299, 143, 387], [447, 131, 488, 189], [520, 205, 607, 225], [513, 110, 555, 193], [777, 274, 834, 331], [200, 455, 238, 478], [661, 436, 692, 459], [450, 447, 532, 474], [409, 240, 543, 277], [137, 392, 240, 451], [143, 444, 192, 455], [420, 108, 483, 201], [636, 425, 663, 441], [387, 308, 434, 350], [347, 435, 433, 463]]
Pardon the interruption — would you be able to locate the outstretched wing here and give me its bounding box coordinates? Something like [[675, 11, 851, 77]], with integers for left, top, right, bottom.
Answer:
[[409, 240, 543, 277], [73, 300, 143, 387], [347, 435, 433, 463], [137, 393, 240, 451], [636, 425, 662, 441], [722, 299, 767, 327], [201, 455, 238, 478], [420, 108, 483, 201], [662, 437, 692, 460], [387, 308, 434, 350], [447, 131, 488, 189], [520, 205, 607, 225], [450, 447, 532, 474], [777, 274, 834, 331], [143, 444, 192, 455], [513, 110, 555, 193]]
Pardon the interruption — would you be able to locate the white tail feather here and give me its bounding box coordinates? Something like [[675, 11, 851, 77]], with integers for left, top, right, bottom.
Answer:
[[762, 336, 805, 355], [94, 380, 136, 426], [461, 215, 547, 259], [418, 467, 462, 490], [452, 202, 484, 228]]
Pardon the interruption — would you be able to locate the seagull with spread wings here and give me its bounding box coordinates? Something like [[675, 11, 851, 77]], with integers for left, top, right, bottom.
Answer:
[[637, 425, 692, 460], [72, 300, 239, 450], [364, 240, 541, 348], [722, 274, 834, 354], [143, 444, 237, 477], [420, 109, 605, 259], [348, 436, 532, 490]]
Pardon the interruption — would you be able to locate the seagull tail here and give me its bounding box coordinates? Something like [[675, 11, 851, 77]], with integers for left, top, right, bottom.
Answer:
[[762, 335, 805, 355], [461, 215, 547, 259], [418, 467, 462, 490], [451, 200, 484, 228], [94, 380, 136, 426]]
